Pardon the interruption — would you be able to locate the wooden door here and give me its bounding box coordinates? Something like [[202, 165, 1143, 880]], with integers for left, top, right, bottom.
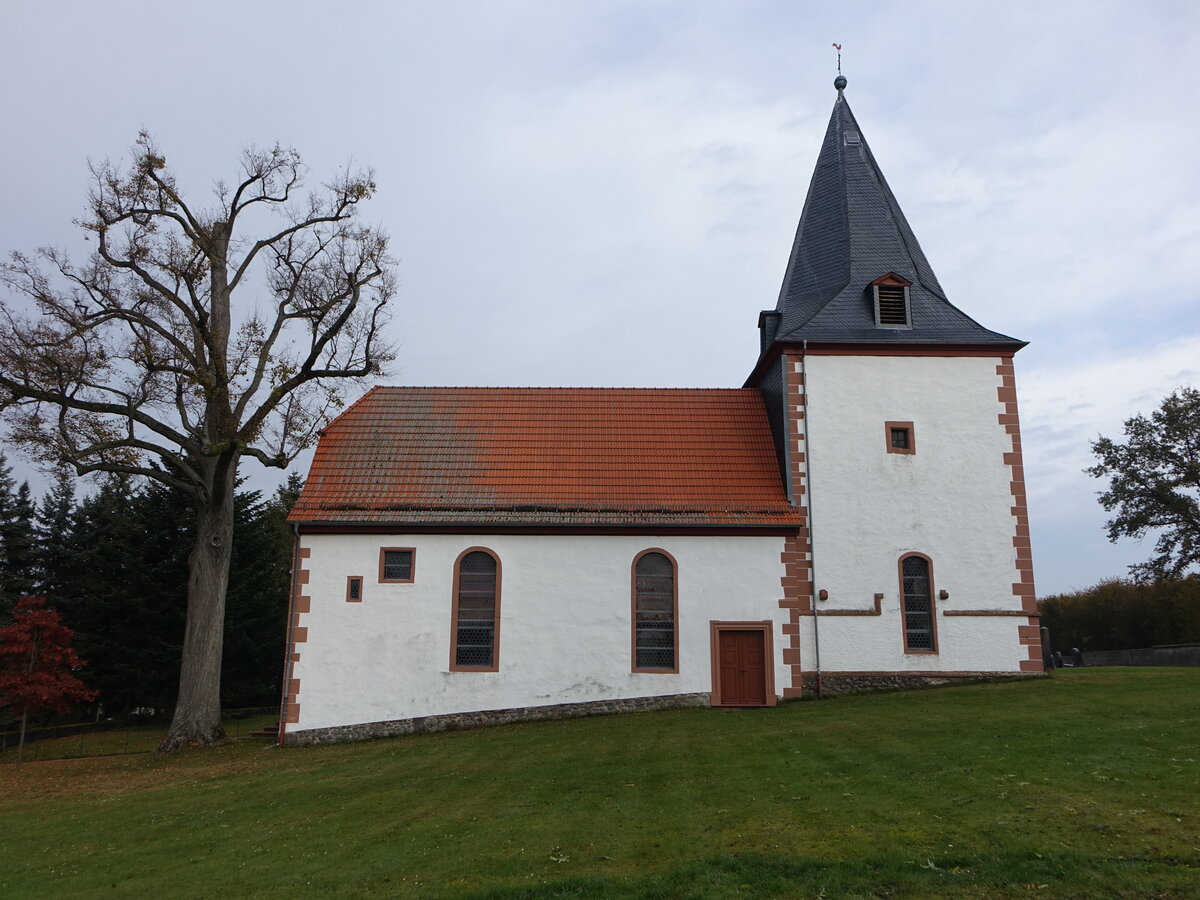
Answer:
[[718, 629, 767, 705]]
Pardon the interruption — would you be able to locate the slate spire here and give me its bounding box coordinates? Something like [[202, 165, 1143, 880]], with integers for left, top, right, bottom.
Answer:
[[763, 77, 1021, 348]]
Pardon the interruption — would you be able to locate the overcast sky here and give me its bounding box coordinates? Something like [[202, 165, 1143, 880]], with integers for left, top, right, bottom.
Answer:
[[2, 0, 1198, 594]]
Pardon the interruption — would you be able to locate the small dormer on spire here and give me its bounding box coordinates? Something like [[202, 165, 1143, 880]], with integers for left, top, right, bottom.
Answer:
[[870, 273, 913, 328]]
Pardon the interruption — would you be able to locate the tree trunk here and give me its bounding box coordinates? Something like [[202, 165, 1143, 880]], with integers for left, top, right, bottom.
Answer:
[[16, 633, 40, 768], [16, 702, 27, 769], [157, 456, 237, 752]]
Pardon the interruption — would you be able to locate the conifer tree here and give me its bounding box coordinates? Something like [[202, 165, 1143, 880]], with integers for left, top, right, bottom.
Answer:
[[59, 479, 163, 716], [0, 454, 14, 619], [0, 458, 37, 618], [6, 483, 37, 595], [48, 471, 299, 716], [223, 488, 282, 708], [229, 472, 302, 707], [34, 471, 77, 597]]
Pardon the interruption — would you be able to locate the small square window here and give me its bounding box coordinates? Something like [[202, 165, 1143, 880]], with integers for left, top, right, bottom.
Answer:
[[346, 576, 364, 603], [379, 548, 416, 583], [885, 421, 916, 455]]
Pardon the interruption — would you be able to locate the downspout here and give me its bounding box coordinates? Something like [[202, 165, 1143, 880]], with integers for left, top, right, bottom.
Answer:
[[801, 341, 823, 698], [277, 522, 302, 747]]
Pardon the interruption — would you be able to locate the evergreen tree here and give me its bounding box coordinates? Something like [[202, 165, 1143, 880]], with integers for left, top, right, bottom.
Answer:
[[274, 473, 304, 520], [220, 473, 301, 708], [34, 471, 78, 597], [58, 478, 170, 716], [223, 489, 282, 708], [50, 471, 300, 717], [129, 477, 196, 714], [54, 476, 188, 717], [7, 482, 37, 593], [253, 472, 303, 705], [0, 459, 38, 618], [0, 454, 15, 619]]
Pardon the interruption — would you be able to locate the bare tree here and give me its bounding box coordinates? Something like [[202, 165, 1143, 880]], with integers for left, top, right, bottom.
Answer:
[[0, 133, 395, 751]]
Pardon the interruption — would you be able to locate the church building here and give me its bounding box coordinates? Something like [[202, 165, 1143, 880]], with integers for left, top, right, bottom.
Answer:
[[279, 78, 1042, 745]]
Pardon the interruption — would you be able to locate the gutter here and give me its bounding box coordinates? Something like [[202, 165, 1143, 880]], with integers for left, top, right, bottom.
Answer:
[[277, 522, 302, 746], [286, 521, 800, 536], [800, 341, 823, 698]]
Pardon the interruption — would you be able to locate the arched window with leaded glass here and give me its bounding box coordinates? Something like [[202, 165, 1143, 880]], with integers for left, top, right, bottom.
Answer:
[[899, 553, 938, 653], [451, 548, 501, 671], [632, 550, 678, 673]]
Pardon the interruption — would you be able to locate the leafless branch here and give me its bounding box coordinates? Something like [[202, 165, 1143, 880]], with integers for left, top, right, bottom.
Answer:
[[0, 133, 396, 493]]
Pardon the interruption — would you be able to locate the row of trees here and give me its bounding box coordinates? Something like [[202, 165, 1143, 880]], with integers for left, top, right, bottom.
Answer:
[[0, 453, 299, 721], [1038, 577, 1200, 652]]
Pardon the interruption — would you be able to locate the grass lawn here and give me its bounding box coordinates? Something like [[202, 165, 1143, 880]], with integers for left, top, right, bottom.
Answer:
[[0, 713, 278, 764], [0, 668, 1197, 899]]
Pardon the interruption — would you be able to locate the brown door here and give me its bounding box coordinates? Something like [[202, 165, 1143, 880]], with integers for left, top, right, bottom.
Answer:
[[718, 629, 767, 705]]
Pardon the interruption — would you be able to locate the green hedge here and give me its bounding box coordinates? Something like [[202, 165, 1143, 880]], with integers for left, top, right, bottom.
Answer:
[[1038, 577, 1200, 651]]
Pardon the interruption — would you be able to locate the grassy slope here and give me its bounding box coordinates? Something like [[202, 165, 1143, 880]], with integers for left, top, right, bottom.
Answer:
[[0, 669, 1197, 899]]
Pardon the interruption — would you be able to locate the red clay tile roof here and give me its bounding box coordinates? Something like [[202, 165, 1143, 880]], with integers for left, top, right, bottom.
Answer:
[[290, 386, 799, 529]]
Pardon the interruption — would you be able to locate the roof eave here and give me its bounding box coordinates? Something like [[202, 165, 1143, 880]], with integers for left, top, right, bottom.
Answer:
[[289, 519, 803, 536], [743, 338, 1028, 388]]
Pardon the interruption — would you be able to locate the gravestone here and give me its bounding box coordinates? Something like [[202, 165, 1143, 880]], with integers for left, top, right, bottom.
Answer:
[[1041, 626, 1054, 669]]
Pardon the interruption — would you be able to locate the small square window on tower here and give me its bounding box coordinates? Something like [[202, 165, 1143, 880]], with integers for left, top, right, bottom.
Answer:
[[346, 576, 364, 602], [870, 273, 913, 328], [885, 421, 916, 455]]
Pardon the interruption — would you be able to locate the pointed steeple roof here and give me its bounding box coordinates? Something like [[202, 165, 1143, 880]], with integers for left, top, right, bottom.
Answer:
[[764, 79, 1022, 348]]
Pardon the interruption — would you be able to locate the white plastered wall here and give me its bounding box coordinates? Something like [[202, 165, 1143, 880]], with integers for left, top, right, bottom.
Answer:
[[796, 354, 1026, 673], [292, 533, 788, 732]]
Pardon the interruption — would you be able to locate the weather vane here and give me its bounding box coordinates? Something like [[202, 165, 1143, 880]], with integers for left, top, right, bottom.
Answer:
[[832, 43, 847, 93]]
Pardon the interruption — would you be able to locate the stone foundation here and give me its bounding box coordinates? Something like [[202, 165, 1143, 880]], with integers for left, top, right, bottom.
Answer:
[[284, 691, 711, 746], [799, 671, 1040, 696]]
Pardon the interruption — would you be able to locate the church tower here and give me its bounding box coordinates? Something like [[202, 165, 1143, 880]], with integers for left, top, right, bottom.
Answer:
[[748, 77, 1043, 694]]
